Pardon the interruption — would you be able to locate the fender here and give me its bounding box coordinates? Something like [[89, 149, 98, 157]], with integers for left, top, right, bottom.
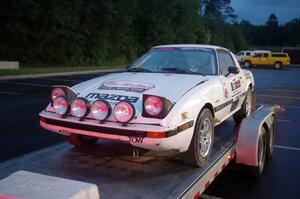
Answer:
[[160, 82, 216, 152], [235, 105, 278, 166]]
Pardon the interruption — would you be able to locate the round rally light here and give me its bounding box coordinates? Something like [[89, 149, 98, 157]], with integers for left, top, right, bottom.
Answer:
[[53, 96, 69, 116], [51, 88, 65, 101], [144, 96, 163, 116], [70, 98, 90, 118], [91, 100, 111, 121], [113, 101, 135, 123]]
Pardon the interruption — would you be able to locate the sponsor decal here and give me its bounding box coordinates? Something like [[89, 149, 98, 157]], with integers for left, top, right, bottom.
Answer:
[[224, 88, 229, 98], [181, 112, 189, 120], [99, 81, 154, 93], [245, 73, 252, 80], [86, 93, 139, 103], [231, 78, 241, 91]]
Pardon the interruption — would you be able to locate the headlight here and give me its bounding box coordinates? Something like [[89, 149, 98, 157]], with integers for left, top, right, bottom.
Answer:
[[53, 96, 69, 116], [70, 98, 90, 118], [144, 96, 163, 116], [113, 101, 135, 123], [91, 100, 111, 121], [51, 88, 65, 101]]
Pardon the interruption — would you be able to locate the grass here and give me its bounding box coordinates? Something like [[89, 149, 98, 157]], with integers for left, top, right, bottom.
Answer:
[[0, 65, 124, 76]]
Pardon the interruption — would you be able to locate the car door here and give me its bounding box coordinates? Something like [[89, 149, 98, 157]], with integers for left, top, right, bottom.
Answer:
[[252, 53, 262, 65], [216, 50, 244, 120], [261, 53, 270, 65]]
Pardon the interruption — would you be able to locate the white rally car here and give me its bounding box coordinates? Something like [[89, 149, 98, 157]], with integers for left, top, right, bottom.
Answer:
[[39, 44, 255, 167]]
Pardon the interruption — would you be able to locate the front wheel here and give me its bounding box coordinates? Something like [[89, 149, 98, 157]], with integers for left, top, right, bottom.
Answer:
[[234, 88, 255, 124], [65, 134, 98, 148], [182, 108, 214, 167]]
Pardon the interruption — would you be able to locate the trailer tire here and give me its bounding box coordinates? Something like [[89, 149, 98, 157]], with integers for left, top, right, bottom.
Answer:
[[182, 108, 214, 167], [266, 117, 275, 159], [234, 88, 256, 124], [247, 127, 267, 178], [65, 134, 98, 148]]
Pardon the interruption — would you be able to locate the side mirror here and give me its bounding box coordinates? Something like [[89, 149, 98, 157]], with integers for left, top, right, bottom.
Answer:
[[226, 66, 240, 77]]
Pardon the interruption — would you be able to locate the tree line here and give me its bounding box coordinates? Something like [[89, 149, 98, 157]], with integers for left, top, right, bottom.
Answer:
[[0, 0, 299, 66]]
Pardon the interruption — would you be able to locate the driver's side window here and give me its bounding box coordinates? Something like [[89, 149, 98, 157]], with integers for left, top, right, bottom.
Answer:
[[217, 50, 236, 76]]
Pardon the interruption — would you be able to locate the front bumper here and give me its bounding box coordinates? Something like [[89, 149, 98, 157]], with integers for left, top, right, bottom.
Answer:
[[39, 111, 194, 152]]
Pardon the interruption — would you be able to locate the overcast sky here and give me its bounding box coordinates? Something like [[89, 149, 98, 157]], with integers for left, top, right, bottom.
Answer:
[[231, 0, 300, 25]]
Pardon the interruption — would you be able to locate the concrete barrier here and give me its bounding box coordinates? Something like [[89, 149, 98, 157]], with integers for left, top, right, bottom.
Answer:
[[0, 61, 19, 69], [0, 170, 99, 199]]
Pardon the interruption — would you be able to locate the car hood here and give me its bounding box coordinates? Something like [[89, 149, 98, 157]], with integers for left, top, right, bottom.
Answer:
[[73, 72, 207, 103]]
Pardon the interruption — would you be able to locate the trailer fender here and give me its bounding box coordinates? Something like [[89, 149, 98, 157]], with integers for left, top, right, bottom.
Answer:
[[235, 105, 279, 166]]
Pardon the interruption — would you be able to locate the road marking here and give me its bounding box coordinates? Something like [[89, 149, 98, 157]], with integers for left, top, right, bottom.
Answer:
[[276, 119, 293, 123], [267, 88, 300, 93], [257, 94, 300, 100], [201, 194, 223, 199], [274, 145, 300, 151], [0, 91, 21, 95], [0, 80, 51, 88], [256, 104, 300, 109]]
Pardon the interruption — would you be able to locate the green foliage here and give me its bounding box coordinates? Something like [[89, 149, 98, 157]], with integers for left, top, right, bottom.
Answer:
[[2, 0, 298, 66]]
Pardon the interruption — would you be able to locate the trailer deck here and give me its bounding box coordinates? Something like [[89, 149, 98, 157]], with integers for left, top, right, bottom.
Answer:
[[0, 120, 236, 199]]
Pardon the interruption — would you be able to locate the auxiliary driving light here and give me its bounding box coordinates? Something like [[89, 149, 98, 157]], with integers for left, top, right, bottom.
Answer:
[[53, 96, 69, 116], [144, 96, 163, 116], [91, 100, 111, 121], [51, 87, 65, 101], [70, 98, 90, 118], [113, 101, 135, 123]]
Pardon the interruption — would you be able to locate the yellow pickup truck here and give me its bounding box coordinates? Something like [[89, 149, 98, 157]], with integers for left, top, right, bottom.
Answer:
[[242, 52, 290, 69]]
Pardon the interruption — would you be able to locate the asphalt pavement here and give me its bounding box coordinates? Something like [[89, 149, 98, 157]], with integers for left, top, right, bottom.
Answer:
[[0, 67, 300, 198]]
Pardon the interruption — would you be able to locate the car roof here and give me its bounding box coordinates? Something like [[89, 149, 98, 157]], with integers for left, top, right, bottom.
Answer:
[[153, 44, 229, 51]]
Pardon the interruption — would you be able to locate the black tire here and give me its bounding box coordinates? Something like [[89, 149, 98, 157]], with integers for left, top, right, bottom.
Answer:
[[182, 108, 214, 167], [65, 134, 98, 148], [266, 117, 275, 159], [244, 60, 251, 68], [233, 88, 256, 124], [246, 127, 267, 178], [274, 62, 282, 69]]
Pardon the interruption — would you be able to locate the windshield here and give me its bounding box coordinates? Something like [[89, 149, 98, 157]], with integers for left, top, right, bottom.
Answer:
[[128, 47, 218, 75]]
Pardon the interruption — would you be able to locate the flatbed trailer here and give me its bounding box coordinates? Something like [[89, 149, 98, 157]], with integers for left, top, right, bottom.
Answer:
[[0, 106, 278, 199]]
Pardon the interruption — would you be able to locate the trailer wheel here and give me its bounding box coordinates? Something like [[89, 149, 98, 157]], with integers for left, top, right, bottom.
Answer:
[[266, 117, 275, 159], [182, 108, 214, 167], [234, 88, 256, 123], [65, 134, 98, 148], [247, 127, 267, 178]]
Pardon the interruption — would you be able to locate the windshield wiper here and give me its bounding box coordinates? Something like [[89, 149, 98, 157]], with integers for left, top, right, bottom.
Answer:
[[127, 67, 152, 72], [162, 67, 206, 76]]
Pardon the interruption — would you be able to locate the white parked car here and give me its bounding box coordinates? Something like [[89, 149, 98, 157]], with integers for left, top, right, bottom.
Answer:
[[236, 51, 254, 62], [39, 44, 255, 167]]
